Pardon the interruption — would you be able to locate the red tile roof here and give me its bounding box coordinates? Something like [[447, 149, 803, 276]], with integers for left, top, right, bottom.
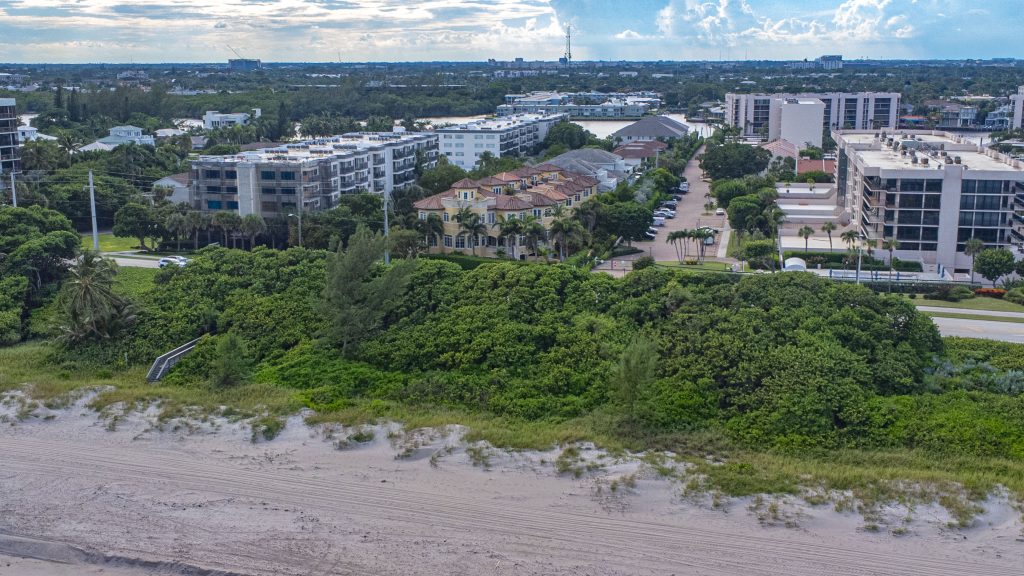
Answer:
[[797, 159, 836, 175]]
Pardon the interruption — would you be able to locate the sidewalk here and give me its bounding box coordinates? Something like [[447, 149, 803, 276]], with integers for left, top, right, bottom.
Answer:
[[916, 306, 1024, 319]]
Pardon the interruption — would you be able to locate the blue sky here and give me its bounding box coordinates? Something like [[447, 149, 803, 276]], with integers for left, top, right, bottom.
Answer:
[[0, 0, 1019, 63]]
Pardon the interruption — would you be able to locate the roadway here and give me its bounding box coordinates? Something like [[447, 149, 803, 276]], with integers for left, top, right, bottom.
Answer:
[[626, 145, 732, 263], [927, 316, 1024, 343]]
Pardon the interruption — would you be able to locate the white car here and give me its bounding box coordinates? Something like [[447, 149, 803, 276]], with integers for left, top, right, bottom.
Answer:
[[715, 208, 726, 216], [655, 209, 676, 218], [158, 256, 188, 268]]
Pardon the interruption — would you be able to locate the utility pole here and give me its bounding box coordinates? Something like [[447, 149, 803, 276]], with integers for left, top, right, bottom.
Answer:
[[88, 170, 99, 251], [383, 190, 390, 265], [9, 171, 15, 207]]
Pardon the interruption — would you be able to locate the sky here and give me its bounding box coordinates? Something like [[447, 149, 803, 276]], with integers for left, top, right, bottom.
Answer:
[[0, 0, 1019, 63]]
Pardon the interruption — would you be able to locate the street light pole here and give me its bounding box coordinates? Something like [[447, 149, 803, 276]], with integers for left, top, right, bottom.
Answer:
[[288, 210, 303, 248]]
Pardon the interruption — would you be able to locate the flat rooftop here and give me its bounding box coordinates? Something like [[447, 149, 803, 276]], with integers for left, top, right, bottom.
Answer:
[[196, 132, 432, 163], [857, 149, 1023, 172], [437, 113, 566, 132]]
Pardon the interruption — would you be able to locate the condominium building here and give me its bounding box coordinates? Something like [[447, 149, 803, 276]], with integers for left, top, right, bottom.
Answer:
[[189, 131, 438, 217], [0, 98, 19, 177], [726, 92, 900, 142], [436, 114, 566, 170], [203, 109, 261, 130], [412, 164, 598, 257], [1012, 86, 1024, 130], [835, 130, 1024, 275], [497, 92, 659, 118]]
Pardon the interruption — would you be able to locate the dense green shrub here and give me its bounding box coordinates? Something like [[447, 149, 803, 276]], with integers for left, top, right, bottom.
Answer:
[[1007, 288, 1024, 306]]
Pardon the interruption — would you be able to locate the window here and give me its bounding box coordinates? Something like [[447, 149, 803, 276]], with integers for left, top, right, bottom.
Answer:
[[443, 235, 453, 248], [280, 188, 296, 195], [533, 209, 542, 218], [443, 212, 450, 222], [261, 171, 276, 180], [262, 187, 276, 195], [280, 171, 296, 181], [574, 194, 581, 202], [226, 186, 238, 194], [261, 201, 277, 212], [227, 201, 239, 209], [519, 212, 525, 220], [225, 170, 237, 180], [204, 169, 220, 179], [924, 195, 941, 209], [419, 211, 427, 220], [487, 212, 495, 224], [207, 185, 221, 193], [207, 200, 222, 209], [455, 235, 466, 249]]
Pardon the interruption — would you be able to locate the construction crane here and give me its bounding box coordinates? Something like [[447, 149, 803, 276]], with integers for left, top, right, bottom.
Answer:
[[559, 25, 572, 66], [227, 45, 245, 59]]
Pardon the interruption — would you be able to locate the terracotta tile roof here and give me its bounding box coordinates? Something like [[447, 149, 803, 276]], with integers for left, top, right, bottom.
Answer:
[[476, 176, 506, 187], [450, 178, 480, 189], [524, 193, 557, 207], [494, 196, 534, 210], [797, 159, 836, 175], [532, 163, 564, 173], [486, 172, 514, 182], [413, 191, 453, 210]]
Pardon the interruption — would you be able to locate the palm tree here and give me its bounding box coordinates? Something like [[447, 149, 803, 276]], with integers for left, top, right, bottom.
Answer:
[[763, 206, 786, 238], [548, 212, 576, 262], [496, 214, 523, 260], [164, 212, 189, 252], [798, 225, 814, 253], [56, 131, 81, 156], [456, 210, 487, 256], [821, 221, 836, 253], [522, 215, 546, 261], [185, 211, 204, 251], [573, 201, 598, 236], [417, 213, 445, 253], [666, 230, 683, 262], [840, 229, 858, 252], [56, 252, 136, 343], [211, 211, 232, 247], [241, 214, 267, 250], [964, 237, 984, 284], [693, 228, 713, 262], [882, 237, 900, 292]]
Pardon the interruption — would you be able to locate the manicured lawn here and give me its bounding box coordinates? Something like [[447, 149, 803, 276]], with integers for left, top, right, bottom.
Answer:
[[80, 233, 142, 253], [922, 311, 1024, 324], [917, 297, 1024, 314]]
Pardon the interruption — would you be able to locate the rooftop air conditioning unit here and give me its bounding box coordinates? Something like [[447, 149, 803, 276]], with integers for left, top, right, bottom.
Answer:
[[954, 156, 961, 164], [922, 157, 929, 165]]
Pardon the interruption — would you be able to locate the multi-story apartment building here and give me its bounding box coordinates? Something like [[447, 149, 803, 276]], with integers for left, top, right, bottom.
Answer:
[[0, 98, 19, 178], [189, 131, 438, 217], [203, 109, 261, 130], [1011, 86, 1024, 130], [437, 114, 566, 170], [497, 92, 659, 118], [835, 130, 1024, 275], [413, 164, 598, 258], [726, 92, 900, 141]]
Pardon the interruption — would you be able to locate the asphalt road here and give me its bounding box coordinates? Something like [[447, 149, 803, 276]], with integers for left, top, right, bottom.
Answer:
[[928, 316, 1024, 343], [111, 257, 161, 269], [630, 146, 731, 262]]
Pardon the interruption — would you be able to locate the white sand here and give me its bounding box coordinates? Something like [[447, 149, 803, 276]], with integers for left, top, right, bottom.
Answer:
[[0, 397, 1021, 576]]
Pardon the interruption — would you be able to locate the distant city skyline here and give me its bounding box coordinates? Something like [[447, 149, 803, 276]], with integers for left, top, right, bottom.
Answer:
[[0, 0, 1020, 64]]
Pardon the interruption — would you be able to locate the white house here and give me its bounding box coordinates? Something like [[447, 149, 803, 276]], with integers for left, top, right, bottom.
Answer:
[[17, 125, 57, 142], [80, 125, 155, 152], [152, 173, 190, 204], [203, 109, 261, 130]]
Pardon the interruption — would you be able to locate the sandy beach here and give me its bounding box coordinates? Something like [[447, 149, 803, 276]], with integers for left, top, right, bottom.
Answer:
[[0, 395, 1021, 576]]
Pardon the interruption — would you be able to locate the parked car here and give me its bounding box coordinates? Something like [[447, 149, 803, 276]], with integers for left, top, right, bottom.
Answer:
[[647, 226, 659, 235], [158, 256, 188, 268], [655, 211, 675, 219], [715, 208, 726, 216], [652, 217, 666, 227], [661, 201, 678, 209]]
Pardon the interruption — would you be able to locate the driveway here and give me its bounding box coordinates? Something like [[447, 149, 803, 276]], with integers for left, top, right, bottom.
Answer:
[[629, 146, 731, 262]]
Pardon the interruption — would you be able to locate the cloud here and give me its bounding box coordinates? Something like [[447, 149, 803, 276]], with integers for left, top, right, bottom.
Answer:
[[614, 29, 646, 39]]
